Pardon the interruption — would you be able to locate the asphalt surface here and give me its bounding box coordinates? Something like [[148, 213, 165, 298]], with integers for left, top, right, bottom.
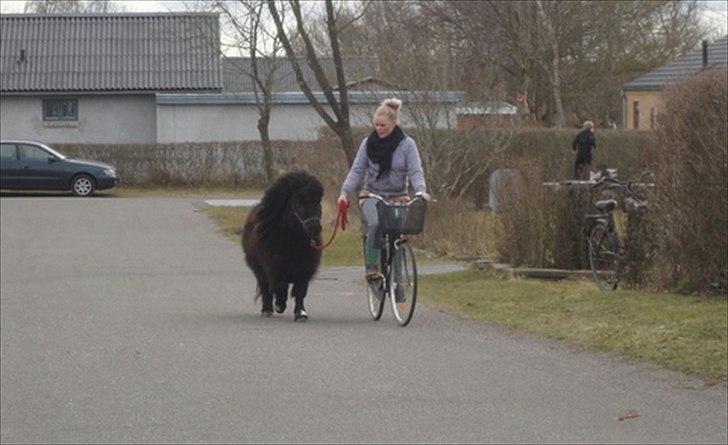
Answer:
[[1, 197, 726, 444]]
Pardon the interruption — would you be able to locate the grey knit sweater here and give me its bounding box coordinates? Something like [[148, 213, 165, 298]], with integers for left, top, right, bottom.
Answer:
[[341, 136, 427, 197]]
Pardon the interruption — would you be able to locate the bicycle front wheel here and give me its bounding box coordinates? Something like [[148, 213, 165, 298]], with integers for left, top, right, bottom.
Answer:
[[390, 241, 417, 326], [364, 237, 385, 320], [588, 223, 621, 291]]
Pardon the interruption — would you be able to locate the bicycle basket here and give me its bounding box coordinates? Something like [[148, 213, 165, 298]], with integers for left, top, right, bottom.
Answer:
[[377, 199, 427, 235]]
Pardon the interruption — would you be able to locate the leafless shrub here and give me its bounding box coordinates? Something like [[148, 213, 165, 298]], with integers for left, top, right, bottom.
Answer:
[[491, 129, 653, 269], [416, 197, 497, 259], [645, 69, 728, 294], [407, 98, 520, 203], [55, 141, 306, 188], [282, 130, 351, 201], [494, 157, 561, 267]]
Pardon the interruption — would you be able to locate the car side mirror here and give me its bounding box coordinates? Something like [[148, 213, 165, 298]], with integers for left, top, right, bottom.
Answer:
[[48, 157, 58, 164]]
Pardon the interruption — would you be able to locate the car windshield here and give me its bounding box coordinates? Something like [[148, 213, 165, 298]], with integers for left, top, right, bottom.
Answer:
[[40, 143, 67, 160]]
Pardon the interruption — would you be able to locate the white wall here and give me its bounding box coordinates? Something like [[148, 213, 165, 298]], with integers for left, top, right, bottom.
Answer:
[[1, 94, 457, 144], [0, 95, 156, 144], [155, 102, 456, 143]]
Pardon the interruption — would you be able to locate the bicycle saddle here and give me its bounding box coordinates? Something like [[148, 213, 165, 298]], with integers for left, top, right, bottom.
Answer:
[[594, 199, 618, 212]]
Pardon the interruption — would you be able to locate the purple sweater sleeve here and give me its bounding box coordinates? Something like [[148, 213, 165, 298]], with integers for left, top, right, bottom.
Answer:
[[404, 138, 427, 193], [340, 138, 368, 196]]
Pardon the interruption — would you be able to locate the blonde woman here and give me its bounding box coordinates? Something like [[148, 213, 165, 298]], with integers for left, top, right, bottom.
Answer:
[[572, 120, 598, 179], [338, 98, 431, 282]]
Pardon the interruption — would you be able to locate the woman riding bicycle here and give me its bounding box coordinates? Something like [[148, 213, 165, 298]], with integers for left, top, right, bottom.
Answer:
[[338, 98, 431, 283]]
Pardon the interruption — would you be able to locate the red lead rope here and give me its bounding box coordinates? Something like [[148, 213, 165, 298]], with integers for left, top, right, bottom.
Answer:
[[310, 199, 349, 251]]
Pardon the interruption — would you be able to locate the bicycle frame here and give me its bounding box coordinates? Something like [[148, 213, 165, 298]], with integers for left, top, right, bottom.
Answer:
[[379, 233, 408, 286], [366, 192, 424, 278], [362, 192, 425, 325]]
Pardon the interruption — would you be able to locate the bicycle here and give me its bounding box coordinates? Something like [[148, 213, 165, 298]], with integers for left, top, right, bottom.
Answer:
[[361, 192, 428, 326], [585, 175, 649, 291]]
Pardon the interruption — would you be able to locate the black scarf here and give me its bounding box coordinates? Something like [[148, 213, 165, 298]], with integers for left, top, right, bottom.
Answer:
[[366, 125, 405, 179]]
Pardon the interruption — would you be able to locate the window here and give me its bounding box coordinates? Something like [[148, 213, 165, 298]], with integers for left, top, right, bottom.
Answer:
[[632, 101, 640, 129], [43, 98, 78, 121], [0, 143, 16, 160], [18, 144, 51, 161]]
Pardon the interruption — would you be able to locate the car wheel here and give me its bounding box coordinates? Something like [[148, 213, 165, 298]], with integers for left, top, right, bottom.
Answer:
[[71, 174, 95, 197]]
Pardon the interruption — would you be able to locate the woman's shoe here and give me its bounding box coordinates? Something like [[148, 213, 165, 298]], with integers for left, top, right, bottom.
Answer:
[[365, 263, 382, 282], [366, 271, 383, 282]]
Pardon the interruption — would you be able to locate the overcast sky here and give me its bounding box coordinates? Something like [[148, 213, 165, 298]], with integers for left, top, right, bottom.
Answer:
[[1, 0, 727, 37]]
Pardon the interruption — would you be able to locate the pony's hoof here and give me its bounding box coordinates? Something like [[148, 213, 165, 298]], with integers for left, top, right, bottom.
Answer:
[[274, 301, 287, 314], [261, 310, 274, 318], [294, 310, 309, 322]]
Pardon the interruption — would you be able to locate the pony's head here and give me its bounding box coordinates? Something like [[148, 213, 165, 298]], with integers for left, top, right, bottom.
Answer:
[[257, 171, 324, 240]]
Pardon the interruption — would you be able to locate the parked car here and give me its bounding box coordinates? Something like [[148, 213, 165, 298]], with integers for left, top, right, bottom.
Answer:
[[0, 140, 118, 196]]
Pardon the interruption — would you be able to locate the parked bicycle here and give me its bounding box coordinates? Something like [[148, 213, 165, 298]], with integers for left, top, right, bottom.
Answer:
[[585, 175, 649, 291], [363, 192, 428, 326]]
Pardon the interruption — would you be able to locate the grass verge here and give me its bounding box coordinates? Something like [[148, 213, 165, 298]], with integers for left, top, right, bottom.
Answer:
[[202, 205, 449, 267], [111, 186, 262, 198], [419, 269, 728, 381]]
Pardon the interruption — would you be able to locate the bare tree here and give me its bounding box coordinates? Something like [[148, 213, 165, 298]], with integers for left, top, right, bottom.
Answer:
[[334, 1, 519, 202], [266, 0, 366, 165], [24, 0, 126, 13], [534, 0, 567, 128], [414, 0, 706, 127], [213, 0, 288, 183]]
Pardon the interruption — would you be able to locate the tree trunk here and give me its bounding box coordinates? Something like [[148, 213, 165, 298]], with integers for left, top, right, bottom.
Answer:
[[335, 124, 357, 166], [267, 0, 356, 166], [549, 54, 565, 128], [535, 0, 565, 128], [257, 93, 274, 183]]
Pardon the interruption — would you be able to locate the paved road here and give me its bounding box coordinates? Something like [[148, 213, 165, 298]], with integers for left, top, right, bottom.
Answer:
[[1, 197, 726, 443]]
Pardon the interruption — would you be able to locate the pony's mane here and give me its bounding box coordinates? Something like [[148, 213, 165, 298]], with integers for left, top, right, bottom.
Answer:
[[255, 171, 323, 234]]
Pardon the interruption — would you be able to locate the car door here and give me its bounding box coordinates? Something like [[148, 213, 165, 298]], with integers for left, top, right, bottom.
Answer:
[[0, 143, 21, 189], [17, 143, 67, 190]]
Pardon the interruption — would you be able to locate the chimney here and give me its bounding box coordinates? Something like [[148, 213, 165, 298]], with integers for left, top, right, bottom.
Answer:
[[702, 40, 709, 68], [17, 49, 26, 64]]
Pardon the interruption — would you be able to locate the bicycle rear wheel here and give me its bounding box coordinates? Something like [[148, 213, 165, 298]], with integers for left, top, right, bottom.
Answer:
[[588, 223, 621, 291], [390, 240, 417, 326]]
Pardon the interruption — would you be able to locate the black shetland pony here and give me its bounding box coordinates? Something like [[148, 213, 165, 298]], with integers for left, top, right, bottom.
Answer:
[[242, 171, 324, 321]]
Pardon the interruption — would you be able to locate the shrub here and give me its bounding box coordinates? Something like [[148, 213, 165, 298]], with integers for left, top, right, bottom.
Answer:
[[644, 69, 728, 294], [416, 197, 497, 259], [54, 141, 306, 188], [492, 129, 651, 268], [53, 126, 656, 271]]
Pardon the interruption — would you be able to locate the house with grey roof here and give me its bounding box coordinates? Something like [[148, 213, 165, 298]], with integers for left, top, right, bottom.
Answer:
[[156, 56, 462, 142], [1, 13, 463, 144], [0, 13, 222, 144], [221, 56, 383, 93], [621, 36, 727, 130]]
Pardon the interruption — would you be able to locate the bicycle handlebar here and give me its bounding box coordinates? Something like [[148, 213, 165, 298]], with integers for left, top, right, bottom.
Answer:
[[591, 175, 627, 188], [364, 192, 428, 206]]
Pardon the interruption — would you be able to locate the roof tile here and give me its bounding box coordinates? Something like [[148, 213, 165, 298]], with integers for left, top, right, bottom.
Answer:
[[0, 13, 222, 93], [623, 36, 728, 91]]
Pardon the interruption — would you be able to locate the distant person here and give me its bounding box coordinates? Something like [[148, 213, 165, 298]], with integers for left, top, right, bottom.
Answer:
[[572, 120, 597, 179]]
